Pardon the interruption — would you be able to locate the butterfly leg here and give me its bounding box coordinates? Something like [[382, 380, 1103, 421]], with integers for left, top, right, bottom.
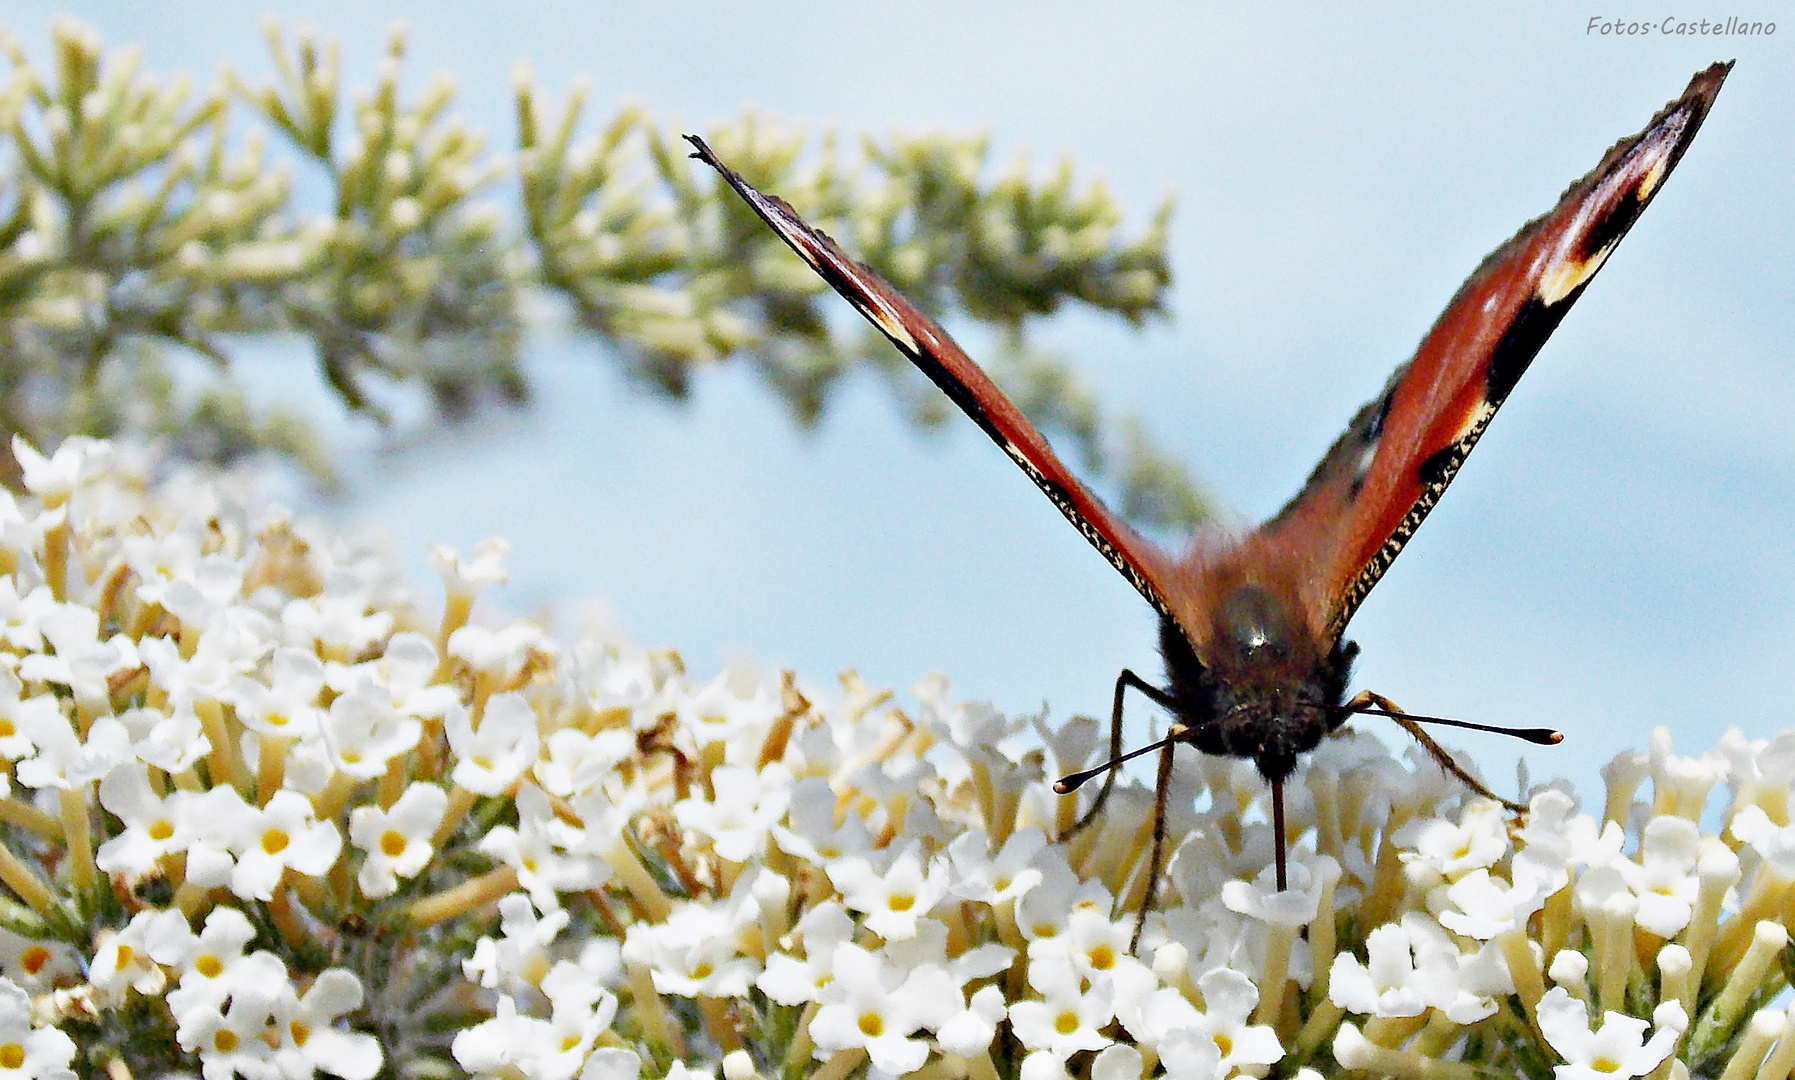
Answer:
[[1066, 669, 1181, 837], [1130, 725, 1184, 955], [1345, 690, 1527, 814]]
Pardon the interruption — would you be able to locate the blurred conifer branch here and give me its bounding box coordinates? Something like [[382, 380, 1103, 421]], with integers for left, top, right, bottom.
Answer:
[[0, 17, 1208, 530]]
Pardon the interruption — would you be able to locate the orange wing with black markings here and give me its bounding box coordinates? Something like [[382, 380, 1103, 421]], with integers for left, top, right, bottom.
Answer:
[[686, 134, 1181, 623], [1262, 62, 1731, 641]]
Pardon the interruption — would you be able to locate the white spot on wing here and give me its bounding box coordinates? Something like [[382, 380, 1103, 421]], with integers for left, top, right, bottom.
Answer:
[[863, 298, 920, 353], [1353, 439, 1379, 483], [1638, 155, 1670, 200], [1457, 401, 1497, 443], [1538, 240, 1615, 306]]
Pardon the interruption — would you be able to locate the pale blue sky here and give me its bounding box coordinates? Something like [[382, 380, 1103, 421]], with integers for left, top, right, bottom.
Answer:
[[12, 2, 1793, 804]]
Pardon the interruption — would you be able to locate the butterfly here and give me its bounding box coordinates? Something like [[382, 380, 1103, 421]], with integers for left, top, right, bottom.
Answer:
[[686, 61, 1729, 942]]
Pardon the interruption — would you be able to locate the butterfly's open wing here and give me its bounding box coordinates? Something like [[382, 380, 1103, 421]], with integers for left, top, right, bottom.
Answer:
[[1261, 63, 1730, 642], [688, 136, 1180, 620]]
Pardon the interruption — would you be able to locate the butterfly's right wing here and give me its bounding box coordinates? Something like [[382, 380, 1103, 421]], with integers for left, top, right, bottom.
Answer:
[[1260, 63, 1729, 643], [688, 136, 1180, 621]]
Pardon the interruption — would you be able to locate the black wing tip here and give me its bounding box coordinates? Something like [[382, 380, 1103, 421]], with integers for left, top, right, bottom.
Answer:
[[683, 133, 720, 166], [1677, 60, 1732, 117]]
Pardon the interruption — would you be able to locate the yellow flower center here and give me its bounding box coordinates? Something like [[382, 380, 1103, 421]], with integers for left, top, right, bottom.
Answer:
[[380, 830, 407, 857], [196, 954, 224, 978], [21, 947, 49, 975], [1214, 1032, 1233, 1057], [214, 1030, 239, 1053], [1087, 944, 1115, 970], [859, 1013, 884, 1038], [888, 894, 915, 912], [289, 1020, 310, 1046], [0, 1044, 24, 1069], [1591, 1058, 1622, 1074], [1055, 1011, 1080, 1036], [148, 819, 175, 841], [261, 829, 290, 855]]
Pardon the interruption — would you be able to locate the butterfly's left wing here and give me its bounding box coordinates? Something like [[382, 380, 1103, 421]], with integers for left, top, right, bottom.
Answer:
[[1261, 62, 1730, 642], [687, 135, 1183, 622]]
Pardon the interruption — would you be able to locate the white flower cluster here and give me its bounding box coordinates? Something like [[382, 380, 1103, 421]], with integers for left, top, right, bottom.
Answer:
[[0, 436, 1787, 1080]]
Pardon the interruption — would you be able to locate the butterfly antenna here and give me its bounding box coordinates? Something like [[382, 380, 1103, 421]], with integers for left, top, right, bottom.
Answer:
[[1054, 735, 1176, 794], [1346, 706, 1563, 746]]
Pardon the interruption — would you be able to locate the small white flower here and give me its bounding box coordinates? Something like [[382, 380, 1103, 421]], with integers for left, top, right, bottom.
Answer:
[[937, 984, 1007, 1056], [1221, 850, 1336, 928], [349, 782, 449, 898], [157, 908, 256, 1016], [1537, 986, 1686, 1080], [948, 827, 1047, 905], [12, 710, 129, 790], [828, 842, 947, 941], [227, 646, 327, 740], [1093, 1045, 1152, 1080], [0, 977, 76, 1079], [225, 789, 344, 901], [0, 929, 79, 991], [1330, 912, 1509, 1024], [430, 538, 511, 595], [1135, 968, 1283, 1075], [324, 685, 423, 779], [447, 693, 541, 795], [535, 727, 634, 798], [13, 435, 107, 504], [1017, 852, 1111, 944], [19, 603, 138, 716], [88, 911, 169, 1002], [772, 777, 874, 864], [448, 623, 552, 685], [464, 893, 571, 993], [806, 943, 958, 1075], [1729, 804, 1795, 875], [450, 995, 552, 1079], [1009, 955, 1114, 1057], [96, 763, 190, 880], [1437, 867, 1545, 939], [327, 632, 460, 719], [281, 590, 395, 658], [1647, 727, 1725, 817], [1620, 815, 1702, 936], [480, 784, 608, 912], [756, 902, 855, 1006], [676, 668, 781, 751], [116, 700, 210, 773], [625, 902, 760, 999], [1400, 799, 1510, 879], [673, 763, 791, 863], [275, 969, 383, 1080]]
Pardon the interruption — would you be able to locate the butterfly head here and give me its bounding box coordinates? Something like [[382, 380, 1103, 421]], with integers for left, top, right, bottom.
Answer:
[[1160, 581, 1358, 782]]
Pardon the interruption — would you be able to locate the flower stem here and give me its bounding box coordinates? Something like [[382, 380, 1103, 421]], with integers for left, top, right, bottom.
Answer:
[[58, 787, 96, 897], [407, 865, 519, 928]]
